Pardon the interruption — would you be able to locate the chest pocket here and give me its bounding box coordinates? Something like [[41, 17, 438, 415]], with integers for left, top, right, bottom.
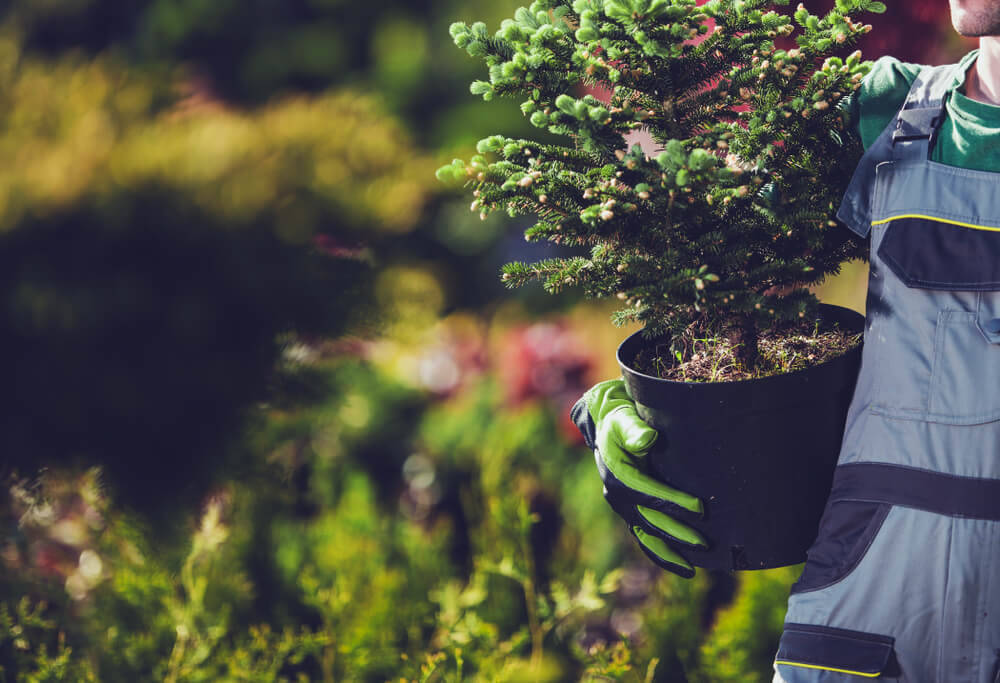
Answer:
[[874, 216, 1000, 425], [877, 216, 1000, 291]]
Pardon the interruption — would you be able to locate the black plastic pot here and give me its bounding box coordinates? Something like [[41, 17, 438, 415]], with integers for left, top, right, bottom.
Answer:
[[617, 303, 864, 571]]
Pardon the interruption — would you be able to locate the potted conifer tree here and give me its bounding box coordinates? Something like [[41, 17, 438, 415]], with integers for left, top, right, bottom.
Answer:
[[436, 0, 885, 570]]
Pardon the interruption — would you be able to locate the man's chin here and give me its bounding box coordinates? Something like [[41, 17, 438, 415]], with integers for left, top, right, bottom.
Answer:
[[951, 6, 1000, 37], [952, 25, 987, 37]]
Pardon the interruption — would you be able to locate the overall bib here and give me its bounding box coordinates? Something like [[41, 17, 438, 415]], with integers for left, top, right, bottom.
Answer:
[[773, 60, 1000, 682]]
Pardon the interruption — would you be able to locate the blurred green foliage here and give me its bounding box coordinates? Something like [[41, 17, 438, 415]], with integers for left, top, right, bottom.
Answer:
[[2, 337, 801, 681], [1, 0, 544, 148], [0, 31, 442, 516]]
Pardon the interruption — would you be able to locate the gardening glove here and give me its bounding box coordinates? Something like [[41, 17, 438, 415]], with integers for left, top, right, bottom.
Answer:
[[571, 378, 706, 578]]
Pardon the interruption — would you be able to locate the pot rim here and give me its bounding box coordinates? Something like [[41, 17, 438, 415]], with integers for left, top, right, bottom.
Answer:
[[617, 302, 865, 389]]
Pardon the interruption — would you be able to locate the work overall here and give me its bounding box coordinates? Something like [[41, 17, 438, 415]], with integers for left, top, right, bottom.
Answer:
[[773, 60, 1000, 681]]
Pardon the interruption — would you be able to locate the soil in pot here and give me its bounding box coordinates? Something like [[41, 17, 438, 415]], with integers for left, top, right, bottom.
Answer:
[[631, 315, 863, 382]]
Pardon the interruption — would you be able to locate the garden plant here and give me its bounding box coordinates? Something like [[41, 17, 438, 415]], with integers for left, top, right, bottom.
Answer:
[[438, 0, 886, 378]]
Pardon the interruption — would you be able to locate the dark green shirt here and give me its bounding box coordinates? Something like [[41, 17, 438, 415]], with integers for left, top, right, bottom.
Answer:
[[847, 49, 1000, 171]]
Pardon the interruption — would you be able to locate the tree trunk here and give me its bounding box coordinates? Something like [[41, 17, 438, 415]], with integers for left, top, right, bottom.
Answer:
[[727, 312, 759, 372]]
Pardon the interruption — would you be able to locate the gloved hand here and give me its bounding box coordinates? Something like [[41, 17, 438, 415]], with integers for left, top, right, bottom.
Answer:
[[571, 378, 706, 578]]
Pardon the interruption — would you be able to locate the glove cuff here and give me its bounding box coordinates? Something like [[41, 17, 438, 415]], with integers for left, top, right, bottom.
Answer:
[[570, 395, 597, 451]]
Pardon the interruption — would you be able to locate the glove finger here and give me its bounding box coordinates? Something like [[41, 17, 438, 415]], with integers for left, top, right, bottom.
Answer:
[[632, 525, 695, 579], [607, 405, 658, 455], [636, 505, 707, 548], [598, 442, 703, 515]]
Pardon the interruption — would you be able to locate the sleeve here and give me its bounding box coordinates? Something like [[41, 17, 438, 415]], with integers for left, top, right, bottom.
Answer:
[[840, 55, 925, 151]]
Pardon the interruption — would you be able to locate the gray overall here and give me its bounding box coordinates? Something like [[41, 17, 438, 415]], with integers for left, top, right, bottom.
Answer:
[[773, 59, 1000, 681]]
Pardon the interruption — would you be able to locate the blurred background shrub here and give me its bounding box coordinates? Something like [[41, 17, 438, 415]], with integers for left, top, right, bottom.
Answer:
[[0, 1, 971, 681]]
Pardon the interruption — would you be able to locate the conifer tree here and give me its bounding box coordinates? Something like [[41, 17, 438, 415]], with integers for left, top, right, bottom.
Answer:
[[438, 0, 885, 369]]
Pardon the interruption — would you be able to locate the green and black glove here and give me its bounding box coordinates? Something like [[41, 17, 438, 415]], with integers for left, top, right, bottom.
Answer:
[[571, 379, 707, 578]]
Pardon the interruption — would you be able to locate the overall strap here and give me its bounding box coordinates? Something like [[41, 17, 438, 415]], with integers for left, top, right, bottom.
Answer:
[[890, 62, 962, 161], [836, 58, 971, 238]]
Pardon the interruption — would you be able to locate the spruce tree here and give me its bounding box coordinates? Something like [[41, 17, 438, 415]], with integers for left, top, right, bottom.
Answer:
[[437, 0, 885, 371]]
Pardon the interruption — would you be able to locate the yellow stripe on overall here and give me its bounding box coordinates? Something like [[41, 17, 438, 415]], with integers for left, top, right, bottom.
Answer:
[[872, 214, 1000, 232], [774, 660, 882, 678]]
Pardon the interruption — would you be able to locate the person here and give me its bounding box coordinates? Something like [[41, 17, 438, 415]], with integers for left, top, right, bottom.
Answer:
[[573, 1, 1000, 680]]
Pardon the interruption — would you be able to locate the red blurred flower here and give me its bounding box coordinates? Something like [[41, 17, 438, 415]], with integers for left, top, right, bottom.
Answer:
[[498, 321, 595, 443]]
